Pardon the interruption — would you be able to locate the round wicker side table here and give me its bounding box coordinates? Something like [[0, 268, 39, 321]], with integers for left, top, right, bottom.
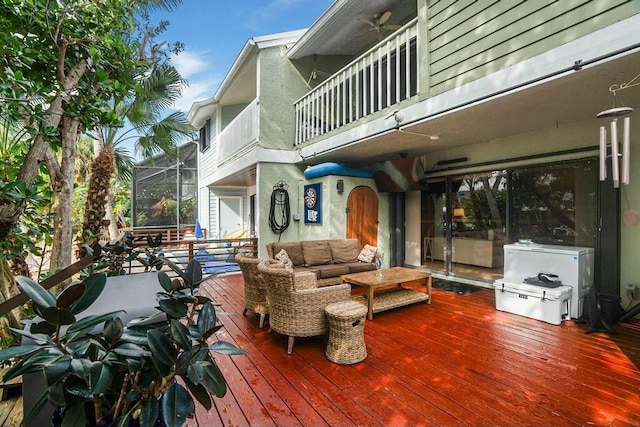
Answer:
[[324, 300, 368, 364]]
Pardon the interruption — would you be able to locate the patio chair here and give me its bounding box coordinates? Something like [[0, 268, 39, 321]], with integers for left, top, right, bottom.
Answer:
[[257, 259, 352, 355], [235, 253, 269, 328]]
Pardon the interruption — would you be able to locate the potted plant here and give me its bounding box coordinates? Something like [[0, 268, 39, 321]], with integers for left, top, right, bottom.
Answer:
[[0, 255, 244, 427]]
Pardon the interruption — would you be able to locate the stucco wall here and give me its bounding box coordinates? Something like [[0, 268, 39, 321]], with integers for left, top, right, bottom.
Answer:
[[257, 162, 390, 263]]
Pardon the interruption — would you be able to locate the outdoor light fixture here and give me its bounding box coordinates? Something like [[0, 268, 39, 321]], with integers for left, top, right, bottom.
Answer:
[[337, 179, 344, 194], [597, 73, 638, 187]]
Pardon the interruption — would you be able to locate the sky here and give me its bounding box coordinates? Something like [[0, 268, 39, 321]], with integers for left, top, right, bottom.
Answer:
[[151, 0, 333, 113]]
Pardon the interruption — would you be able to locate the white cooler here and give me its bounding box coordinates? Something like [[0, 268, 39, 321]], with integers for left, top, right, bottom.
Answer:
[[493, 280, 572, 325]]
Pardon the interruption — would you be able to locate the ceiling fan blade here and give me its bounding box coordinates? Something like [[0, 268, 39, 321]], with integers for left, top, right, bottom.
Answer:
[[379, 11, 392, 24], [383, 24, 402, 30], [357, 16, 374, 26], [355, 28, 372, 38], [377, 31, 384, 42]]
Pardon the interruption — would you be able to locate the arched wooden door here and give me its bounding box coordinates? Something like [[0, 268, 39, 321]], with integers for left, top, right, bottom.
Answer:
[[346, 186, 378, 248]]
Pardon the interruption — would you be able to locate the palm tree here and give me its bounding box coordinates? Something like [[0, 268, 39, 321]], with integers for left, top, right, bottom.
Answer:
[[81, 63, 195, 244]]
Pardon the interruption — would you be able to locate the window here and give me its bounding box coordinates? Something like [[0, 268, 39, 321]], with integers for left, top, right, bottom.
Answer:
[[509, 160, 597, 247], [199, 119, 211, 152]]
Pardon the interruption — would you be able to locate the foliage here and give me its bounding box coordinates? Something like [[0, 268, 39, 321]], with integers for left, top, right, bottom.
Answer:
[[0, 252, 244, 426]]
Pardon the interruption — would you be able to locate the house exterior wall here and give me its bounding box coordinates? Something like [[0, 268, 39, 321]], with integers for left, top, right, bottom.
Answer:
[[425, 0, 640, 97], [258, 46, 309, 150]]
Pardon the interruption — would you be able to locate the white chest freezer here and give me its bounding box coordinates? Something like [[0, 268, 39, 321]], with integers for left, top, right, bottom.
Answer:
[[494, 280, 572, 325], [502, 243, 594, 319]]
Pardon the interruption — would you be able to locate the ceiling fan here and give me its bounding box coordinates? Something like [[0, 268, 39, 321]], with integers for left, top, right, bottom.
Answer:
[[356, 11, 402, 41]]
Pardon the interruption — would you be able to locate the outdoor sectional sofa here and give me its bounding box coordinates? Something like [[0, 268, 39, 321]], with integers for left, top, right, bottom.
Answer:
[[266, 238, 376, 287]]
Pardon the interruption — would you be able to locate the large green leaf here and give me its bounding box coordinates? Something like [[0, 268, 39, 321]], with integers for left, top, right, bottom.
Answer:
[[140, 397, 160, 427], [69, 273, 107, 315], [209, 341, 246, 356], [197, 302, 216, 337], [147, 329, 176, 374], [191, 360, 226, 397], [183, 377, 212, 410], [56, 283, 86, 309], [60, 402, 87, 427], [104, 317, 124, 344], [113, 342, 152, 358], [16, 276, 56, 309], [158, 257, 188, 282], [8, 326, 53, 345], [0, 345, 40, 361], [158, 271, 172, 292], [65, 310, 124, 342], [89, 361, 113, 394], [44, 356, 72, 386], [30, 320, 57, 336], [170, 320, 191, 350], [184, 259, 202, 288], [161, 383, 195, 427], [158, 298, 188, 318], [42, 306, 76, 326]]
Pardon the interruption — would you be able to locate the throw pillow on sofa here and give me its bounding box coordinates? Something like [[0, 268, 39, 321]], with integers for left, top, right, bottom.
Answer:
[[275, 249, 293, 270], [357, 244, 377, 263], [271, 241, 304, 266]]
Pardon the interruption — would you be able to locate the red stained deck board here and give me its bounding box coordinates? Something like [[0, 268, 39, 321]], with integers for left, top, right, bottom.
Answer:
[[189, 273, 640, 427]]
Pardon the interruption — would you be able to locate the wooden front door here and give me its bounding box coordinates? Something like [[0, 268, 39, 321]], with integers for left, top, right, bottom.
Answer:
[[347, 186, 378, 248]]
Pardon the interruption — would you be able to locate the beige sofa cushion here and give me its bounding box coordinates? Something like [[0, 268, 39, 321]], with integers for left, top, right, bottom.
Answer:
[[271, 241, 304, 266], [301, 240, 333, 266], [329, 239, 360, 263]]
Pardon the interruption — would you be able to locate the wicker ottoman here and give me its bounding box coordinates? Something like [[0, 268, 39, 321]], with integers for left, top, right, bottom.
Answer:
[[324, 301, 368, 364]]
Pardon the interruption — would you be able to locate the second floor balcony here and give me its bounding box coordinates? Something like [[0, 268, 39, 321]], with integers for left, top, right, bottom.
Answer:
[[294, 18, 418, 146]]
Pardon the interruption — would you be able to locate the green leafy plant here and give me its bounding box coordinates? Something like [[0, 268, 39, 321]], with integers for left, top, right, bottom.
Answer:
[[0, 257, 244, 427]]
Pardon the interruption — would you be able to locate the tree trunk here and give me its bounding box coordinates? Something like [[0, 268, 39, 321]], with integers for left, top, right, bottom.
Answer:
[[0, 59, 88, 242], [81, 145, 116, 244], [105, 195, 121, 242], [0, 259, 22, 329], [49, 117, 79, 276]]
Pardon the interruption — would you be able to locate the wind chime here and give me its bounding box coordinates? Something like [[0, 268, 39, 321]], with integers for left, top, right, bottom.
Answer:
[[597, 72, 639, 226]]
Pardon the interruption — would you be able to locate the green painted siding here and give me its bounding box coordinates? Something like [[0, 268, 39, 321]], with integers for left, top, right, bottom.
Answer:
[[427, 0, 640, 95]]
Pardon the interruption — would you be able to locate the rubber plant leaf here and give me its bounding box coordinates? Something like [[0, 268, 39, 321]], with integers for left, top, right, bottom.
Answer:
[[42, 306, 76, 326], [209, 341, 246, 356], [56, 282, 86, 309], [69, 273, 107, 315], [197, 302, 215, 337], [170, 319, 192, 351], [0, 345, 40, 361], [158, 271, 172, 292], [60, 402, 87, 427], [89, 361, 113, 395], [16, 276, 56, 309], [183, 377, 212, 410], [8, 326, 52, 345], [159, 298, 188, 318], [140, 396, 160, 427], [184, 259, 202, 288], [161, 383, 195, 427], [44, 356, 72, 386], [193, 360, 227, 397], [65, 311, 125, 342], [148, 328, 176, 375], [113, 342, 152, 358]]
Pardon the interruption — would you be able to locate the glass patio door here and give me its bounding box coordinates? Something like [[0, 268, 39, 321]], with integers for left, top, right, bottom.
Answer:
[[448, 172, 507, 279]]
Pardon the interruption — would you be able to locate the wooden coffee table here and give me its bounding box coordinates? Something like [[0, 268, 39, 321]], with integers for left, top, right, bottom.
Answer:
[[341, 267, 432, 320]]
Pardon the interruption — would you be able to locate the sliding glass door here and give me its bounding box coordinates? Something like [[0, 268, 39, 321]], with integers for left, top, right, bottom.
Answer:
[[421, 159, 597, 283]]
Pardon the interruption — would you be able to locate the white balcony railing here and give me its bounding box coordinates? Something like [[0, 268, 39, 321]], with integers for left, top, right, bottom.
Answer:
[[294, 18, 418, 146], [218, 98, 259, 162]]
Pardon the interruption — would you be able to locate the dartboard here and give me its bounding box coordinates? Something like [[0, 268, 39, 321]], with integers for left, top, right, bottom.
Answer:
[[305, 187, 317, 209]]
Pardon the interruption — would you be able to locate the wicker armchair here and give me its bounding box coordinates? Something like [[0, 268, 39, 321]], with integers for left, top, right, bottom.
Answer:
[[236, 253, 270, 328], [257, 259, 352, 354]]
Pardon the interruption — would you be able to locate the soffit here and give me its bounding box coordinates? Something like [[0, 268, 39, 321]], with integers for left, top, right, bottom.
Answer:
[[288, 0, 416, 59]]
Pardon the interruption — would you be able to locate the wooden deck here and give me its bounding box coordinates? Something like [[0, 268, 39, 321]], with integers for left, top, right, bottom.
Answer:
[[195, 273, 640, 427], [3, 272, 640, 426]]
